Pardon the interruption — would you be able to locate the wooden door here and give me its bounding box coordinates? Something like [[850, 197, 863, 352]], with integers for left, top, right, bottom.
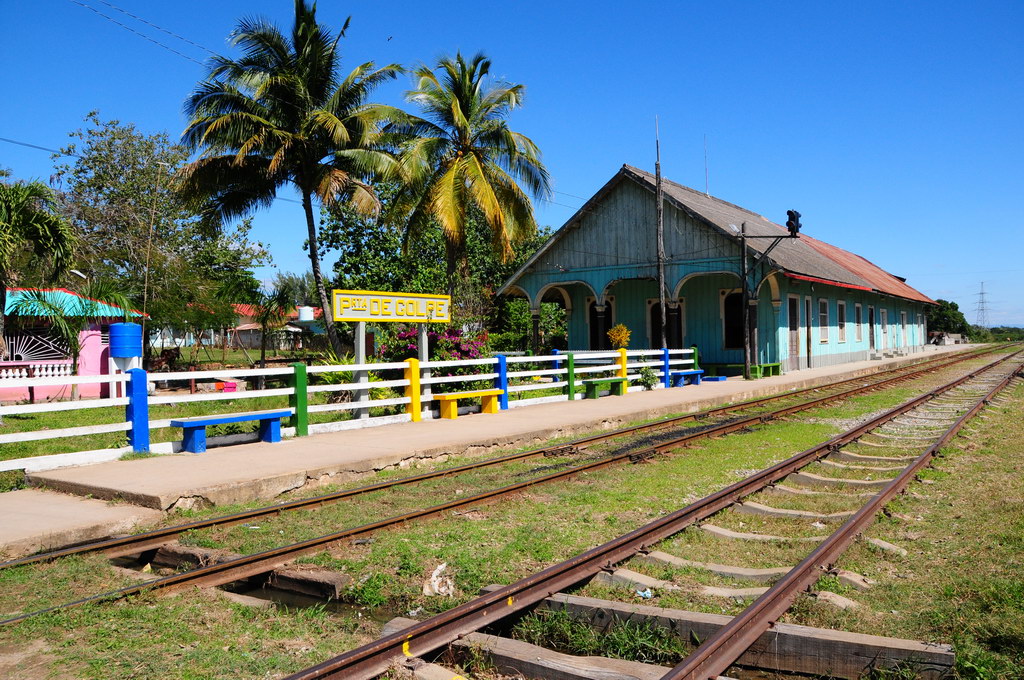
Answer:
[[787, 298, 799, 371], [804, 297, 812, 368], [868, 307, 876, 350]]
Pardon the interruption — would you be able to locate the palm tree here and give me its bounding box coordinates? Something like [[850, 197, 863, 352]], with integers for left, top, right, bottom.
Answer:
[[0, 180, 75, 360], [11, 281, 133, 400], [389, 52, 551, 292], [177, 0, 401, 357], [249, 281, 295, 388]]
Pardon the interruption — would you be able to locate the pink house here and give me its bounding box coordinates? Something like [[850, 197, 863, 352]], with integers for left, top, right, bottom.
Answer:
[[0, 288, 145, 402]]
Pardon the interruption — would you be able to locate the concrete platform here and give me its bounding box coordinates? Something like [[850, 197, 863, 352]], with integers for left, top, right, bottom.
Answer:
[[24, 345, 976, 515], [0, 488, 161, 559]]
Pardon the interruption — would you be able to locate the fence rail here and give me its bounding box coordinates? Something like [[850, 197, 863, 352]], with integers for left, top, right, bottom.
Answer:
[[0, 346, 702, 473]]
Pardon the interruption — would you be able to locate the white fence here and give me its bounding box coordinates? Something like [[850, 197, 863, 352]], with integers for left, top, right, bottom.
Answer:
[[0, 348, 698, 473]]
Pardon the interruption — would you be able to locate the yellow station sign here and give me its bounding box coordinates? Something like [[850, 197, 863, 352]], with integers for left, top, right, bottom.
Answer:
[[332, 289, 451, 323]]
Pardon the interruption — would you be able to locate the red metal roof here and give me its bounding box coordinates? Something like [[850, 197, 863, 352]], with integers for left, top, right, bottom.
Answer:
[[784, 273, 873, 292], [797, 235, 935, 304]]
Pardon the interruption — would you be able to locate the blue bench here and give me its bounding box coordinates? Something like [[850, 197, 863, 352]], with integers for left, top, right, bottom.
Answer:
[[169, 409, 292, 453], [670, 369, 705, 386]]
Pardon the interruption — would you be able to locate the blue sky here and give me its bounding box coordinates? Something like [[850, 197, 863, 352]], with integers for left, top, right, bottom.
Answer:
[[2, 1, 1022, 324]]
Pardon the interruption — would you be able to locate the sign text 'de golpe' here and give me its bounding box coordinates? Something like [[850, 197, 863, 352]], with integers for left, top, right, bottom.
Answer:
[[332, 290, 451, 323]]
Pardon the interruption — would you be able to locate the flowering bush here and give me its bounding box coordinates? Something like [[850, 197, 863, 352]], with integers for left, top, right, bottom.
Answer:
[[607, 323, 631, 349], [377, 325, 489, 393], [377, 326, 486, 362]]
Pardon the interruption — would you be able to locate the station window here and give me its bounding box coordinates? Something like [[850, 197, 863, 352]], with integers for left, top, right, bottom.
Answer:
[[818, 299, 829, 343], [837, 301, 847, 343], [855, 304, 863, 342]]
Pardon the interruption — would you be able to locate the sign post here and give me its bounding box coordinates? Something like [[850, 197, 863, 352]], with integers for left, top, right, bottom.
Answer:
[[333, 290, 451, 421]]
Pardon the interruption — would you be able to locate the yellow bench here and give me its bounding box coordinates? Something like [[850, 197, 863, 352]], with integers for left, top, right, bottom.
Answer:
[[434, 388, 504, 419]]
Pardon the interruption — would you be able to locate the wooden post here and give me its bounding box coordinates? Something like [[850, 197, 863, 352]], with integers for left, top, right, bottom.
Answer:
[[354, 321, 369, 419], [662, 347, 671, 388], [530, 308, 541, 355], [655, 119, 668, 349], [405, 358, 421, 422], [741, 221, 752, 380], [617, 348, 628, 379], [565, 353, 576, 400], [418, 324, 431, 405], [289, 362, 308, 436], [125, 368, 150, 453], [496, 354, 509, 410]]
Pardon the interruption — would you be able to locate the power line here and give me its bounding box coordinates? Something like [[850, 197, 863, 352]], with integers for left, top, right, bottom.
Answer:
[[93, 0, 218, 56], [67, 0, 206, 66], [0, 134, 302, 205], [0, 137, 66, 156]]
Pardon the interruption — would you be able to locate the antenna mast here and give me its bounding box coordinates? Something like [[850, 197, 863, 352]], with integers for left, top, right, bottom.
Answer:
[[656, 117, 667, 349], [703, 133, 709, 196]]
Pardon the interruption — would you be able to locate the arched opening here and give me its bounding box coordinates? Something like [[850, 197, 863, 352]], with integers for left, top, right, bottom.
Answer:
[[587, 297, 613, 350], [723, 291, 744, 350], [648, 300, 684, 348]]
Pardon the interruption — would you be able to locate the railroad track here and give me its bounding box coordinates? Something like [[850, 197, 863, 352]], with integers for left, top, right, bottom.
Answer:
[[0, 346, 1009, 629], [281, 349, 1023, 679], [0, 345, 999, 576]]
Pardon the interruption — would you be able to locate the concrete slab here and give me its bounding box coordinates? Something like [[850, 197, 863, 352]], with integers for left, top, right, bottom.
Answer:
[[0, 488, 161, 559], [27, 345, 976, 513]]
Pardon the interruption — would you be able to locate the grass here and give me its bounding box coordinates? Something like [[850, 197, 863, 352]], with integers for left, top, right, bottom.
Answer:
[[781, 378, 1024, 678], [0, 351, 1017, 678], [510, 608, 687, 665], [0, 588, 372, 680]]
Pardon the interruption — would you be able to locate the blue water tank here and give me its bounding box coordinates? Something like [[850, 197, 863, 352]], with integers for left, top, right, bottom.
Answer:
[[109, 323, 143, 358]]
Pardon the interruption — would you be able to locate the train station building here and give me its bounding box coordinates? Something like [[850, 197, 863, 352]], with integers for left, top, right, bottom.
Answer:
[[498, 165, 936, 373]]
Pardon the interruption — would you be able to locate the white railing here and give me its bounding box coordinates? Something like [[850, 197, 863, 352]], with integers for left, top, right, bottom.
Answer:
[[0, 348, 704, 473]]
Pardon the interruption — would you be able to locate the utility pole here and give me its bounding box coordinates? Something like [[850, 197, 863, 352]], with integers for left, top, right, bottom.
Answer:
[[740, 222, 750, 380], [655, 117, 667, 348], [141, 162, 168, 360], [739, 210, 802, 379]]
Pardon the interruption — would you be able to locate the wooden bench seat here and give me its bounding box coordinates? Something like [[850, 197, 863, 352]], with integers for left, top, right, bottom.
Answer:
[[706, 363, 781, 379], [434, 388, 504, 419], [169, 409, 292, 453], [582, 377, 628, 399], [669, 369, 705, 386]]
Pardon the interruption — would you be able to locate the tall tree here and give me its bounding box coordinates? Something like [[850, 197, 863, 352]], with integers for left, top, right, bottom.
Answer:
[[927, 299, 971, 336], [51, 113, 266, 358], [178, 0, 401, 357], [0, 180, 75, 359], [389, 52, 551, 292], [248, 281, 296, 386]]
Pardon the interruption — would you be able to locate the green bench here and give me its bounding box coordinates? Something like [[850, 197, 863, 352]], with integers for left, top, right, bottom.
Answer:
[[705, 363, 782, 379], [582, 377, 628, 399]]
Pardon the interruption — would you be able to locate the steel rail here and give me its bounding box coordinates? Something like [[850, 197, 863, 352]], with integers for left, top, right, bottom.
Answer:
[[658, 357, 1024, 680], [277, 350, 1022, 680], [0, 349, 1011, 628], [3, 346, 994, 572]]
